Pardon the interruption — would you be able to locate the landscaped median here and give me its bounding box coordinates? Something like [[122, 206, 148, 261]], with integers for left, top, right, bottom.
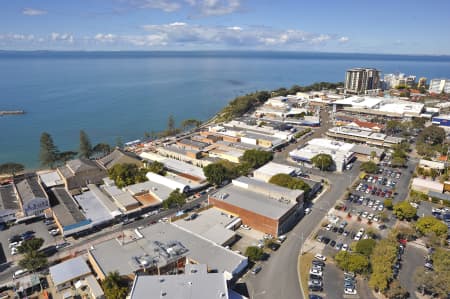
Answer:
[[298, 252, 314, 298]]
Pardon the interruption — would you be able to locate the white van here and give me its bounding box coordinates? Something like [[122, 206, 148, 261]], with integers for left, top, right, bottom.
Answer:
[[13, 269, 28, 279]]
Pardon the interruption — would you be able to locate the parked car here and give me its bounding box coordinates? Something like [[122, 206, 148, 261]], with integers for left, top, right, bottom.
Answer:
[[240, 224, 251, 230], [344, 288, 357, 295], [314, 254, 327, 261], [309, 269, 323, 276], [251, 265, 262, 275]]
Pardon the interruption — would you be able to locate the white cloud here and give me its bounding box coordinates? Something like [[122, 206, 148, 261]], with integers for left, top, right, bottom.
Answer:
[[50, 32, 74, 44], [130, 0, 181, 12], [22, 8, 47, 16], [94, 33, 117, 42], [339, 36, 349, 43], [195, 0, 241, 16]]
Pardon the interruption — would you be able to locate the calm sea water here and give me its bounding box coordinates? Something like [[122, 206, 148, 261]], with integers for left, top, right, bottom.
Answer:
[[1, 51, 450, 169]]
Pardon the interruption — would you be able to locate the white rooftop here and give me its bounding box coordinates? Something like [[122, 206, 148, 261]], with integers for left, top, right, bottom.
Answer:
[[38, 171, 64, 188], [49, 257, 91, 286], [253, 162, 298, 178], [161, 158, 206, 180]]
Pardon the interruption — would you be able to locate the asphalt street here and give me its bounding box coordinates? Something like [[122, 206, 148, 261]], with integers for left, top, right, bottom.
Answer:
[[244, 161, 361, 299], [398, 243, 426, 299]]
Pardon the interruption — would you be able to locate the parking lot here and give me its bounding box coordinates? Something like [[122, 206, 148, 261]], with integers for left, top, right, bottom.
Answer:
[[0, 219, 63, 263]]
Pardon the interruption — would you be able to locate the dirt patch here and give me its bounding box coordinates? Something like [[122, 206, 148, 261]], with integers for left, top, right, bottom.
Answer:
[[134, 193, 160, 206], [299, 252, 314, 298]]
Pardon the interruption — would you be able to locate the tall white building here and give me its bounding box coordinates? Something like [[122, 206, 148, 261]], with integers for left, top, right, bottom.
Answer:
[[345, 68, 380, 94], [383, 73, 416, 90], [429, 78, 450, 94]]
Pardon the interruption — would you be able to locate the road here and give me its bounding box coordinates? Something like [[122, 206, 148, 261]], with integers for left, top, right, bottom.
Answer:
[[244, 163, 361, 299], [0, 195, 208, 285]]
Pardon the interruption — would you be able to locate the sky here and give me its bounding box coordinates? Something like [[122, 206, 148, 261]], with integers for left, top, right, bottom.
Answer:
[[1, 0, 450, 54]]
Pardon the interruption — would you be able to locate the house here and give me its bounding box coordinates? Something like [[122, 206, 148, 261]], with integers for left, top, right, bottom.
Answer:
[[14, 174, 50, 218], [49, 257, 92, 292]]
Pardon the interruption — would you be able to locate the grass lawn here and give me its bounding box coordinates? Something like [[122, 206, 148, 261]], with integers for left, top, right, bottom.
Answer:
[[299, 252, 314, 298]]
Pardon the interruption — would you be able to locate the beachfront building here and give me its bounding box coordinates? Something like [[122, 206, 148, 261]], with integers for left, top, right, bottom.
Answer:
[[289, 138, 355, 172], [429, 78, 450, 94], [383, 73, 416, 89], [208, 177, 304, 237], [96, 148, 143, 170], [88, 223, 248, 281], [345, 68, 380, 94]]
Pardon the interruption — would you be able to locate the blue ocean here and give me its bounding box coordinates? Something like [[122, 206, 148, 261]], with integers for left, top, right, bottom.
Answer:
[[1, 51, 450, 169]]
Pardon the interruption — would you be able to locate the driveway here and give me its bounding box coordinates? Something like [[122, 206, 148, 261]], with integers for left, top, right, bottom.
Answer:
[[398, 243, 427, 299]]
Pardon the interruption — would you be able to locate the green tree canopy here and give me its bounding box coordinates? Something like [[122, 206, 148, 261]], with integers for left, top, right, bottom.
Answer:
[[79, 130, 92, 158], [92, 143, 112, 157], [39, 132, 59, 168], [417, 125, 446, 145], [245, 246, 264, 262], [369, 239, 398, 292], [360, 161, 379, 173], [384, 199, 393, 210], [240, 149, 273, 169], [334, 251, 369, 274], [311, 154, 333, 171], [102, 271, 129, 299], [108, 163, 147, 188], [416, 216, 448, 237], [353, 239, 377, 257], [162, 189, 186, 210], [393, 201, 417, 220], [18, 238, 44, 254], [147, 161, 166, 176], [203, 163, 230, 186], [18, 237, 47, 272], [57, 151, 78, 163], [269, 173, 311, 197], [0, 162, 24, 176]]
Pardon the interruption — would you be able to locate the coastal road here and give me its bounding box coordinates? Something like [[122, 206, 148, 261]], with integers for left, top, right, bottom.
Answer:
[[0, 195, 208, 285], [244, 165, 361, 299]]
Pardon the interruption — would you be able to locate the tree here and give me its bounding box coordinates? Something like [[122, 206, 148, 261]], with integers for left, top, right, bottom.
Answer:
[[102, 271, 129, 299], [311, 154, 333, 171], [79, 130, 92, 158], [393, 201, 417, 220], [414, 266, 449, 297], [384, 199, 393, 210], [17, 238, 45, 254], [416, 216, 448, 237], [0, 162, 24, 176], [108, 163, 147, 188], [203, 163, 230, 186], [269, 173, 311, 197], [39, 132, 59, 168], [162, 189, 186, 210], [360, 161, 378, 173], [370, 151, 377, 160], [417, 125, 446, 145], [353, 239, 376, 257], [147, 161, 166, 176], [240, 149, 273, 169], [369, 239, 398, 292], [181, 119, 202, 131], [334, 251, 369, 274], [92, 143, 112, 156], [57, 151, 78, 163], [384, 280, 409, 299], [18, 237, 47, 272], [245, 246, 264, 262]]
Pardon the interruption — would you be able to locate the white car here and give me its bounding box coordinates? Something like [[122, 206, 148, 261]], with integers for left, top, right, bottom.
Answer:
[[309, 268, 323, 276], [11, 247, 19, 255], [304, 208, 312, 215], [410, 202, 419, 209], [314, 254, 327, 261], [344, 288, 357, 295], [368, 214, 374, 220], [373, 216, 380, 222], [354, 233, 362, 241], [342, 244, 349, 251], [240, 224, 251, 230], [378, 205, 384, 211], [49, 228, 59, 236], [326, 224, 333, 231], [362, 212, 368, 218]]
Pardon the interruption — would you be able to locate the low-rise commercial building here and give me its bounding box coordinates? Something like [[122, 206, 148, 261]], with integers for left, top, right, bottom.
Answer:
[[209, 177, 304, 236], [289, 138, 355, 172], [253, 162, 298, 182], [327, 126, 403, 148], [49, 256, 93, 292], [411, 178, 443, 194], [88, 223, 247, 281], [57, 158, 106, 195], [129, 264, 231, 299], [14, 174, 50, 219], [0, 184, 20, 223]]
